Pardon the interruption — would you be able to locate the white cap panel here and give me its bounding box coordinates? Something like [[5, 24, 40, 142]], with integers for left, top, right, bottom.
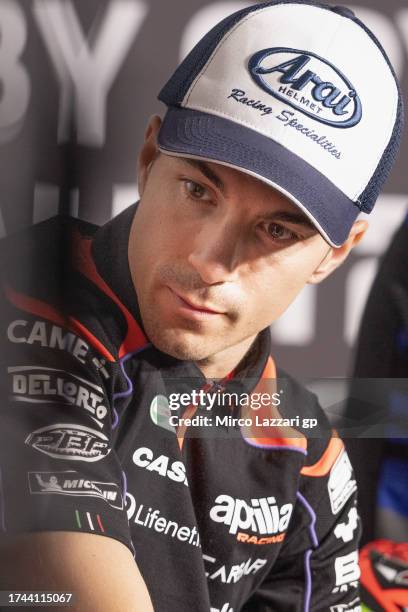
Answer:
[[183, 4, 399, 201]]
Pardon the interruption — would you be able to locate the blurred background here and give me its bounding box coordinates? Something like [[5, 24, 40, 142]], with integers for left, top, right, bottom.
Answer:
[[0, 0, 407, 379]]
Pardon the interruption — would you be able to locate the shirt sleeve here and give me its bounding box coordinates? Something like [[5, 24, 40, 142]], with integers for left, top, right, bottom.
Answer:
[[0, 295, 133, 555], [241, 435, 362, 612]]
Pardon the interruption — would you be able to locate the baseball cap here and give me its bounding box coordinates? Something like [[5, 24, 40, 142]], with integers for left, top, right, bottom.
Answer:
[[157, 0, 404, 247]]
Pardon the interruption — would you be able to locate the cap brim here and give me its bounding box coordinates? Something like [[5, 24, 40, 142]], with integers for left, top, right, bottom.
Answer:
[[158, 107, 361, 247]]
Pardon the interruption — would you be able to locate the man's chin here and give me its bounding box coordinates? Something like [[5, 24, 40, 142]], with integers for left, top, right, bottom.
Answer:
[[146, 328, 215, 362]]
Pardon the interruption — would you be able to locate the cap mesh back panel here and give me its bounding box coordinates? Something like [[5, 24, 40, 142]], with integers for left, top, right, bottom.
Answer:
[[353, 18, 405, 212], [358, 94, 404, 212]]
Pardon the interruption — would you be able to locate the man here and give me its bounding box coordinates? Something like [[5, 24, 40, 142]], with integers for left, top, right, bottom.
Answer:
[[0, 1, 403, 611]]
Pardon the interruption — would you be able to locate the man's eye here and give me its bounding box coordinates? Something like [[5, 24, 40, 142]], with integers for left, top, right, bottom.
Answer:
[[265, 223, 298, 241], [184, 180, 212, 201]]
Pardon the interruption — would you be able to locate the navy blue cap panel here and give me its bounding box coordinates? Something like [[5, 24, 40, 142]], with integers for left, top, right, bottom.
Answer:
[[158, 108, 359, 246]]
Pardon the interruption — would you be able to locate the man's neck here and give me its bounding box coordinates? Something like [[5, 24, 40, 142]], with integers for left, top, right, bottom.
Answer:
[[194, 334, 258, 379]]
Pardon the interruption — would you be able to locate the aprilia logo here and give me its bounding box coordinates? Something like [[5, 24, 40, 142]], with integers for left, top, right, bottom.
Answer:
[[209, 494, 292, 537]]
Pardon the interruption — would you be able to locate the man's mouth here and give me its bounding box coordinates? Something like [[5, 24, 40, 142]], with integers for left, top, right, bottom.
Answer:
[[166, 286, 226, 316]]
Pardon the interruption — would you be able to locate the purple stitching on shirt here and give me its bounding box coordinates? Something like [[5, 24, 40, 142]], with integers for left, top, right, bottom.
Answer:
[[243, 438, 308, 455], [303, 549, 313, 612], [112, 345, 151, 429], [112, 408, 120, 429], [297, 491, 319, 548], [297, 492, 320, 612], [122, 470, 128, 500], [122, 469, 136, 558]]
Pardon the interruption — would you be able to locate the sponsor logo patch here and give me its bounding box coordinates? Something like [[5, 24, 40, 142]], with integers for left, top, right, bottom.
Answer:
[[9, 366, 108, 428], [28, 471, 123, 509], [150, 395, 176, 432], [332, 551, 361, 594], [203, 553, 267, 584], [328, 449, 357, 514], [25, 424, 110, 462], [132, 446, 188, 486], [330, 597, 361, 612], [7, 320, 89, 363], [248, 47, 362, 128], [126, 492, 201, 548], [334, 507, 359, 543], [209, 494, 292, 543], [210, 604, 233, 612]]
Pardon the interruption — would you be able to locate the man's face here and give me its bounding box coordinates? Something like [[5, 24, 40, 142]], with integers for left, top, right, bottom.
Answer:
[[129, 146, 338, 363]]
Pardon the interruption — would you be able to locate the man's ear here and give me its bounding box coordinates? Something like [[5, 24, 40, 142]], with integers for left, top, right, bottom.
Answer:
[[308, 219, 369, 285], [137, 115, 162, 196]]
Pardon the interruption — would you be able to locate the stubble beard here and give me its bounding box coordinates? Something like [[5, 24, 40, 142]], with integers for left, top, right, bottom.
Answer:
[[139, 305, 218, 361]]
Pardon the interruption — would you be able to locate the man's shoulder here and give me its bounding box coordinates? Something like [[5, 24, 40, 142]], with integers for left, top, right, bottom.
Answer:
[[0, 215, 133, 360], [276, 366, 335, 466], [0, 207, 146, 363], [0, 215, 102, 321], [276, 365, 328, 421], [0, 214, 97, 251]]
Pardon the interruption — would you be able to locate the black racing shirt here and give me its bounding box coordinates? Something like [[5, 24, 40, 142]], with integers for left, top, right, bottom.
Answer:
[[0, 204, 361, 612]]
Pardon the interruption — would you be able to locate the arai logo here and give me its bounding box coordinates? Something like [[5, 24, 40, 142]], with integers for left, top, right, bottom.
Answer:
[[248, 47, 362, 128]]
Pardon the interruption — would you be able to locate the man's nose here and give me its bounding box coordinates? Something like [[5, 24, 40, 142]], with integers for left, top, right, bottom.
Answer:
[[187, 222, 241, 285]]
